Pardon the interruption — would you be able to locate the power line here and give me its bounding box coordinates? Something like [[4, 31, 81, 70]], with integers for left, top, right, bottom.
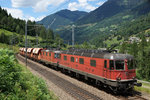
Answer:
[[49, 0, 71, 14], [48, 18, 56, 29]]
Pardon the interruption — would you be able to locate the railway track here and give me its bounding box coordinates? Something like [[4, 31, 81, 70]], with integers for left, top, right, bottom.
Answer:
[[116, 90, 148, 100], [118, 95, 148, 100], [125, 91, 148, 100], [16, 54, 102, 100]]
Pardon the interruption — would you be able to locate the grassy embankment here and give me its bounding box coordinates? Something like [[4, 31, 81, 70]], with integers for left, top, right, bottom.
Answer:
[[0, 33, 58, 100], [0, 29, 42, 48], [0, 43, 19, 53], [0, 48, 58, 100], [0, 29, 42, 40]]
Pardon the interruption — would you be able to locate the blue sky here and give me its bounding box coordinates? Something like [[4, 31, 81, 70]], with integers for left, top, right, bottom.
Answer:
[[0, 0, 107, 21]]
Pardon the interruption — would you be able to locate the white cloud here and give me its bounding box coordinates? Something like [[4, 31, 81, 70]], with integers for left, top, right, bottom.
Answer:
[[68, 0, 97, 11], [85, 5, 96, 11], [11, 0, 38, 7], [28, 15, 46, 21], [97, 1, 105, 6], [88, 0, 98, 1], [68, 2, 78, 11], [3, 7, 24, 19], [3, 7, 45, 21], [11, 0, 67, 12]]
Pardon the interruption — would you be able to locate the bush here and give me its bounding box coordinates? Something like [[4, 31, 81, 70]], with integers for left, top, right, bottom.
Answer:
[[0, 49, 57, 100]]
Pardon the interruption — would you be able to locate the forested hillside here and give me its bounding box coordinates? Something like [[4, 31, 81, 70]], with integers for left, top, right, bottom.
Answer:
[[0, 7, 54, 38], [92, 13, 150, 47], [55, 0, 150, 46], [0, 7, 64, 48]]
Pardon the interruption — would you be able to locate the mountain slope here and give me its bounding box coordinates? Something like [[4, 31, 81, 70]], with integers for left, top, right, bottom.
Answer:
[[55, 0, 150, 45], [38, 9, 87, 29], [76, 0, 145, 25]]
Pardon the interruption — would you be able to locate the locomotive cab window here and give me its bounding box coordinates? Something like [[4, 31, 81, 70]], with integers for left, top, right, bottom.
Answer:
[[90, 60, 96, 67], [115, 60, 124, 70], [109, 60, 114, 70], [49, 53, 51, 56], [79, 58, 84, 64], [55, 53, 61, 58], [64, 56, 67, 61], [43, 52, 44, 55], [104, 60, 107, 68], [58, 54, 61, 59], [46, 52, 47, 56], [54, 53, 57, 58], [71, 57, 74, 62]]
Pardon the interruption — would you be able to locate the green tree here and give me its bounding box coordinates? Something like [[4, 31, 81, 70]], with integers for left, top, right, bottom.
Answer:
[[137, 34, 148, 79], [39, 27, 46, 39], [16, 25, 20, 34], [0, 32, 9, 44], [128, 42, 138, 58], [47, 29, 54, 40], [82, 41, 91, 49], [54, 34, 63, 48], [119, 42, 128, 53]]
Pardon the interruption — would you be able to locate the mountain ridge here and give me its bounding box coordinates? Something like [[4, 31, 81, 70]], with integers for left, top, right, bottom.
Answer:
[[38, 9, 88, 29], [76, 0, 145, 25]]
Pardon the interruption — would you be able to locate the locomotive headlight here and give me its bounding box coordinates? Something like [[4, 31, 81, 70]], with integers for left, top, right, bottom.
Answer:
[[132, 77, 136, 80], [116, 77, 121, 80]]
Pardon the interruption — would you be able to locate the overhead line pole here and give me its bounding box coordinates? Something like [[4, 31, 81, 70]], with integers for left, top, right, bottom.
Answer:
[[36, 33, 38, 47], [72, 24, 75, 46], [25, 21, 43, 66], [25, 21, 27, 66], [47, 18, 56, 48]]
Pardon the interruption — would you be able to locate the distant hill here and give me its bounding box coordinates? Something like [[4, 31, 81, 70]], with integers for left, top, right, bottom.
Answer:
[[38, 9, 88, 29]]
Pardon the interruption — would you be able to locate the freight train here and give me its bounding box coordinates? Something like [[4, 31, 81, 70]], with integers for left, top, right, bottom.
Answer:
[[19, 47, 142, 93]]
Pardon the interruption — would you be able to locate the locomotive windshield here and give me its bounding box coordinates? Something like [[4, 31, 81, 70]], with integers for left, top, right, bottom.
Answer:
[[115, 60, 124, 70]]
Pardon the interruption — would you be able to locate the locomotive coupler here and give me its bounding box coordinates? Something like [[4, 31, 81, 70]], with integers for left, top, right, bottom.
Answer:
[[134, 82, 142, 87]]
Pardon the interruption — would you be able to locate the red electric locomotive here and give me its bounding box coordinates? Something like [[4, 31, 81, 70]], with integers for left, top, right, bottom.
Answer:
[[58, 49, 141, 92], [20, 48, 142, 93]]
